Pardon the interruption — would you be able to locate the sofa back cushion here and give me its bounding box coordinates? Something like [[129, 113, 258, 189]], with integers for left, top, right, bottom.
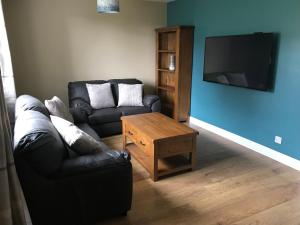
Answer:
[[68, 79, 142, 107], [117, 84, 144, 107], [108, 79, 142, 105], [45, 96, 74, 122], [50, 115, 103, 155], [14, 110, 66, 176], [15, 95, 50, 119], [86, 83, 115, 109], [68, 80, 106, 105]]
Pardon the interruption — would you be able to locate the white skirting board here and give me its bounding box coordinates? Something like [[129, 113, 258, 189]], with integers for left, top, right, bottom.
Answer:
[[189, 117, 300, 171]]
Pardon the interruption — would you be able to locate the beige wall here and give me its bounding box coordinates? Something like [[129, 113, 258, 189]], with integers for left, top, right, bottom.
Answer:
[[3, 0, 166, 103]]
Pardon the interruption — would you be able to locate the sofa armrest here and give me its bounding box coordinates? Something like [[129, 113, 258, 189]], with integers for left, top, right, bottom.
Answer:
[[56, 150, 133, 222], [143, 95, 161, 112], [69, 99, 93, 123], [70, 98, 93, 114], [59, 150, 130, 177], [69, 108, 88, 124]]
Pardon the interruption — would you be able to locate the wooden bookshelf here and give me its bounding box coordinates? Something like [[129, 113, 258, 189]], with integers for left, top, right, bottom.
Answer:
[[157, 85, 175, 92], [157, 68, 175, 73], [158, 50, 176, 53], [155, 26, 194, 122]]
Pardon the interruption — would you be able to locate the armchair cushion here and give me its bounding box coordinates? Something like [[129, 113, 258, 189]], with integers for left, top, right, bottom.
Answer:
[[89, 108, 122, 124]]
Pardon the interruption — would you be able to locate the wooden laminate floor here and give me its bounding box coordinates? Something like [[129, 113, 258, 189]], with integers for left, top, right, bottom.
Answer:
[[101, 124, 300, 225]]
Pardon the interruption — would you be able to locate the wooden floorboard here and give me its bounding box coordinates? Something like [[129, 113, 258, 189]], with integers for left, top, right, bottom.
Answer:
[[100, 125, 300, 225]]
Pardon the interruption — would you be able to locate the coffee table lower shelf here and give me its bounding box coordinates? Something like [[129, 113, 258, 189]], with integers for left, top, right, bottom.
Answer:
[[125, 143, 192, 179]]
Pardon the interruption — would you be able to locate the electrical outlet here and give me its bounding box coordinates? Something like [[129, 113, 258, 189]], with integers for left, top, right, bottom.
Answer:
[[275, 136, 282, 145]]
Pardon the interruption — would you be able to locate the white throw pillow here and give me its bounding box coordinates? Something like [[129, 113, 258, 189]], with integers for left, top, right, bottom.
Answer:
[[86, 83, 115, 109], [50, 116, 102, 155], [117, 84, 144, 107], [45, 96, 74, 123]]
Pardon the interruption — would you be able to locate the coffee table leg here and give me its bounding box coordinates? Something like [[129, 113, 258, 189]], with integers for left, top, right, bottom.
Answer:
[[191, 136, 197, 170], [122, 135, 127, 151], [150, 160, 158, 181], [122, 123, 127, 150], [150, 145, 158, 181]]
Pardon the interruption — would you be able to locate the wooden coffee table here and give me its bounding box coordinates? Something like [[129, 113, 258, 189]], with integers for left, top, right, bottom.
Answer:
[[121, 112, 198, 181]]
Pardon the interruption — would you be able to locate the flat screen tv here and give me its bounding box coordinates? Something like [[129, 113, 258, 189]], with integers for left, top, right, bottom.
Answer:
[[203, 33, 275, 91]]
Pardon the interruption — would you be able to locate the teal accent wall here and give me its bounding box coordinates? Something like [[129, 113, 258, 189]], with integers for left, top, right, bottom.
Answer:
[[168, 0, 300, 160]]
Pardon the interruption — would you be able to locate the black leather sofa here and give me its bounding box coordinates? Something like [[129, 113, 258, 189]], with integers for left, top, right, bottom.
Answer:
[[68, 79, 161, 137], [13, 95, 132, 225]]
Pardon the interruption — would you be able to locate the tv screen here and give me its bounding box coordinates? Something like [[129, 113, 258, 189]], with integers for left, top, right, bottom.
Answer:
[[203, 33, 275, 91]]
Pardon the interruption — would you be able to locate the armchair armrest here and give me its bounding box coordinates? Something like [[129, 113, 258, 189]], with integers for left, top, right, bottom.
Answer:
[[69, 98, 93, 123], [143, 95, 161, 112], [60, 150, 130, 177]]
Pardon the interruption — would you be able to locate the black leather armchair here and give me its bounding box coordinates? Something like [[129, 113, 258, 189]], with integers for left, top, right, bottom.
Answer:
[[13, 95, 132, 225], [68, 79, 161, 137]]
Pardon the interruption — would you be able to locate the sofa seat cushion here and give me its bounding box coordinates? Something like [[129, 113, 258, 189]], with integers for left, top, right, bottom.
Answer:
[[118, 106, 151, 116], [91, 122, 122, 138], [88, 108, 122, 124]]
